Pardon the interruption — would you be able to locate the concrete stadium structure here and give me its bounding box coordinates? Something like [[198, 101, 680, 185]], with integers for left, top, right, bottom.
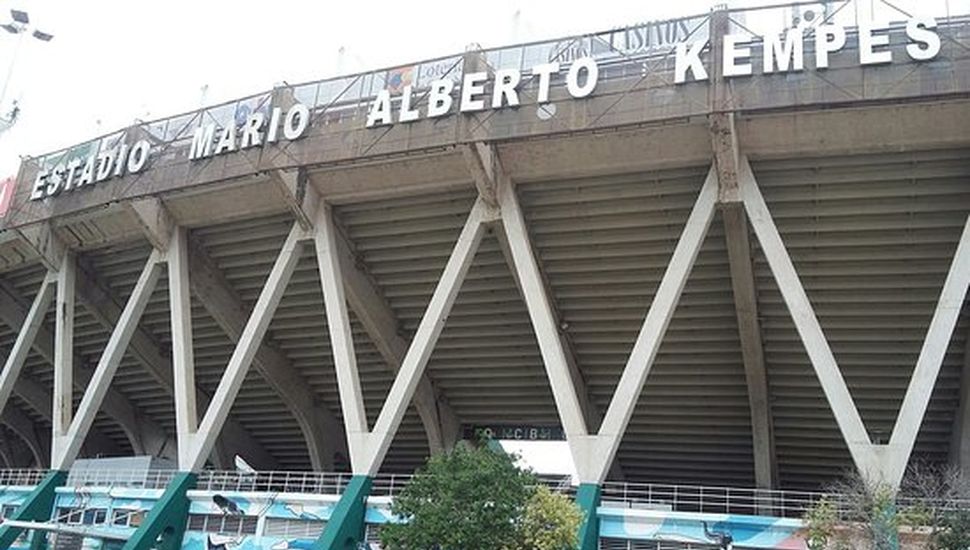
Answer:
[[0, 1, 968, 548]]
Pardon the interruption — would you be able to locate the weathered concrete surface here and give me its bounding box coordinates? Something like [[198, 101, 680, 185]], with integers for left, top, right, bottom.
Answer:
[[2, 18, 968, 235]]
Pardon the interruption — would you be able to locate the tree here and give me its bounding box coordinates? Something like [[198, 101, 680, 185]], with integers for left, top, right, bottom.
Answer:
[[802, 462, 970, 550], [380, 444, 536, 550], [898, 461, 970, 550], [804, 497, 843, 550], [514, 485, 582, 550]]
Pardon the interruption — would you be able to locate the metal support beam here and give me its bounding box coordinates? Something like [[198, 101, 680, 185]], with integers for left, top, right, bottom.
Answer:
[[182, 224, 306, 471], [327, 210, 461, 454], [51, 251, 163, 470], [186, 233, 345, 470]]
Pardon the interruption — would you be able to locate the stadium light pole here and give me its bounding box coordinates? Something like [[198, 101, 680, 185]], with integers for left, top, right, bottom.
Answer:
[[0, 9, 54, 132]]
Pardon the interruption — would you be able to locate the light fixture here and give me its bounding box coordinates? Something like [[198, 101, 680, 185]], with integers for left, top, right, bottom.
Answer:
[[9, 10, 28, 25]]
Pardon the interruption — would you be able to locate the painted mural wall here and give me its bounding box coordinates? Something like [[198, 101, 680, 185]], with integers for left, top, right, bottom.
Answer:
[[0, 483, 814, 550]]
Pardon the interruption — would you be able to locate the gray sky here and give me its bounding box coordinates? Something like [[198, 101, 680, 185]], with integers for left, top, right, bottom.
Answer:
[[1, 0, 962, 178], [0, 0, 709, 175]]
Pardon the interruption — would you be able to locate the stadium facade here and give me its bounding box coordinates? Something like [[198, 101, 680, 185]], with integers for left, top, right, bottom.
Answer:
[[0, 1, 968, 548]]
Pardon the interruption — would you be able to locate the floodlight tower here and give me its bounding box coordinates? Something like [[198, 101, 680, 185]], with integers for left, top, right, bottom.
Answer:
[[0, 8, 54, 133]]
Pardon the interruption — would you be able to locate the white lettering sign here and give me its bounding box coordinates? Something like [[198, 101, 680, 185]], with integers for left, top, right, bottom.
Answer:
[[30, 139, 153, 201], [366, 57, 601, 128], [189, 103, 310, 161], [675, 16, 941, 83]]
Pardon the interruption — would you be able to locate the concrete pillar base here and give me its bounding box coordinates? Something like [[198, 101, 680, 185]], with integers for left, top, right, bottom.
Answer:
[[0, 470, 66, 550], [121, 472, 196, 550], [576, 483, 601, 550], [313, 475, 372, 550]]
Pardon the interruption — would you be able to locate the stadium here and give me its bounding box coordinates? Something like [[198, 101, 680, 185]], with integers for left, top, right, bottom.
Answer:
[[0, 1, 968, 548]]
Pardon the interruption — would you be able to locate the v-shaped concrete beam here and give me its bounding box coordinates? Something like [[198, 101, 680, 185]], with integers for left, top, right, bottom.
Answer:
[[738, 154, 970, 489]]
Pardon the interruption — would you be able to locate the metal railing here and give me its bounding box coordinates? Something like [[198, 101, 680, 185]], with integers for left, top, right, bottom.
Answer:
[[18, 0, 970, 174], [601, 481, 826, 518], [8, 467, 968, 523], [65, 469, 177, 489], [600, 481, 970, 520], [194, 470, 575, 498], [0, 469, 47, 487], [195, 470, 352, 494]]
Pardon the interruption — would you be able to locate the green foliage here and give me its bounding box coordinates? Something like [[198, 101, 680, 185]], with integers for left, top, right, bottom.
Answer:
[[514, 485, 582, 550], [932, 509, 970, 550], [804, 498, 838, 550], [866, 485, 900, 550], [379, 444, 536, 550]]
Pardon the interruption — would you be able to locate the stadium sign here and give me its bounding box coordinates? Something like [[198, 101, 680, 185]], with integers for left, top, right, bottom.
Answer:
[[29, 103, 312, 202], [367, 16, 941, 127], [27, 16, 943, 202], [30, 139, 152, 201], [674, 16, 941, 83], [366, 57, 599, 128], [187, 103, 311, 161]]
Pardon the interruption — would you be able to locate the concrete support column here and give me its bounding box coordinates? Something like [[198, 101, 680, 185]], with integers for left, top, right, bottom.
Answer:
[[52, 252, 75, 452], [120, 472, 196, 550], [575, 483, 602, 550], [312, 475, 373, 550], [951, 329, 970, 484], [0, 470, 66, 550]]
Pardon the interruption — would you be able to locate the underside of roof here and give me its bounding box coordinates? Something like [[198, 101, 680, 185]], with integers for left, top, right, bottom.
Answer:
[[0, 145, 967, 490]]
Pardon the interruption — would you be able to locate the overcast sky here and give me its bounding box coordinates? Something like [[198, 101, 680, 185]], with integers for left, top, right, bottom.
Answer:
[[0, 0, 963, 178]]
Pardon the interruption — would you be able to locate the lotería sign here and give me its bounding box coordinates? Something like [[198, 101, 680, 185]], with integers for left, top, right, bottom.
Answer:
[[365, 16, 942, 127]]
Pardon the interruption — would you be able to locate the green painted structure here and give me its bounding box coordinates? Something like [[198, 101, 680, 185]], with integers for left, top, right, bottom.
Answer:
[[120, 472, 196, 550], [0, 471, 67, 550], [576, 483, 601, 550], [312, 475, 373, 550]]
